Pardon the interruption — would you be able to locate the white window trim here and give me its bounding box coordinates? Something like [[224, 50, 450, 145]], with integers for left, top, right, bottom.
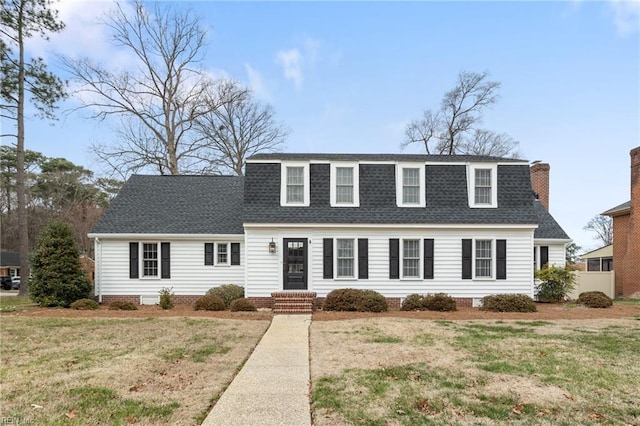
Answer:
[[330, 162, 360, 207], [140, 242, 160, 279], [333, 237, 358, 280], [468, 163, 498, 208], [396, 163, 426, 208], [473, 238, 495, 280], [215, 242, 230, 266], [280, 162, 310, 207], [400, 238, 422, 280]]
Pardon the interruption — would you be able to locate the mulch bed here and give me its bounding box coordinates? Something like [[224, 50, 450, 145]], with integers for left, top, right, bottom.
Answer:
[[4, 302, 640, 321]]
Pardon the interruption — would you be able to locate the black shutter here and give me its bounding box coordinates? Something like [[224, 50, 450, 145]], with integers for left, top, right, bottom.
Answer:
[[161, 242, 170, 279], [323, 238, 333, 279], [231, 243, 240, 265], [540, 246, 549, 268], [358, 238, 368, 279], [462, 239, 472, 279], [129, 242, 139, 279], [204, 243, 214, 265], [389, 239, 400, 279], [496, 239, 507, 280], [424, 239, 434, 279]]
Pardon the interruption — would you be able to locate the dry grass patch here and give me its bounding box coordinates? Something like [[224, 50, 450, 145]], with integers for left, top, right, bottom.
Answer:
[[1, 317, 269, 425], [310, 317, 640, 425]]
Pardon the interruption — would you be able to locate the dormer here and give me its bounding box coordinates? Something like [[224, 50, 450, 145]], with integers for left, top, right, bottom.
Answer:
[[280, 162, 310, 207], [467, 163, 498, 208], [330, 162, 360, 207], [395, 162, 426, 208]]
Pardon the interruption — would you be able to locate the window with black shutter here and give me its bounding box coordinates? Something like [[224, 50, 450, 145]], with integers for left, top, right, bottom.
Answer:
[[129, 242, 139, 279], [161, 242, 170, 279], [204, 243, 214, 265], [496, 239, 506, 280], [231, 243, 240, 265]]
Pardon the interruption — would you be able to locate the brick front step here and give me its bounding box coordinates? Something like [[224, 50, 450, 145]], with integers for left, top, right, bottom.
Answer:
[[271, 291, 317, 314]]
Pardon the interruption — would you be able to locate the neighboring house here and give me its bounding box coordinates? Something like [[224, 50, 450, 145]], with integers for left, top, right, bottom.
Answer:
[[581, 245, 613, 272], [0, 252, 20, 277], [602, 146, 640, 298], [89, 154, 570, 308]]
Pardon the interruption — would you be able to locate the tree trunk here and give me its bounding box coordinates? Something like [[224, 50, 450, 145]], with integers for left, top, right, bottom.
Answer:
[[17, 0, 29, 296]]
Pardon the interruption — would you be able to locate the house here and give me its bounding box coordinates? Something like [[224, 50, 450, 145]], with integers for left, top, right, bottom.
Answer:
[[581, 245, 613, 272], [89, 153, 570, 310], [602, 146, 640, 298], [0, 252, 20, 277]]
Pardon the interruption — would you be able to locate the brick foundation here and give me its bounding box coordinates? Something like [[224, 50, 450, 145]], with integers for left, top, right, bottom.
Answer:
[[247, 297, 274, 309], [101, 295, 140, 305]]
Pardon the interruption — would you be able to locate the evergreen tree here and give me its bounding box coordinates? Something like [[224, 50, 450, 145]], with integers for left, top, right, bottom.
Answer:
[[29, 221, 92, 307]]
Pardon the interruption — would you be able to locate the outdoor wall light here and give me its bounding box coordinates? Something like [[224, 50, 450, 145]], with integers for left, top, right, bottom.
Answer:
[[268, 239, 277, 254]]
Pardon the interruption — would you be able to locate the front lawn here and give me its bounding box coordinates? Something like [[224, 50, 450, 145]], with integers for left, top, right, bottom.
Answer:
[[311, 317, 640, 425], [1, 317, 269, 425]]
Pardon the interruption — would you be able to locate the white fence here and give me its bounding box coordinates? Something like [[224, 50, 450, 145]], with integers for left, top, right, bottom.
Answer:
[[570, 271, 615, 299]]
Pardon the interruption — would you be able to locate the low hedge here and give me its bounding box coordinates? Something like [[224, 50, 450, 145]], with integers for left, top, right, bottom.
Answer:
[[401, 293, 457, 311], [194, 295, 226, 311], [108, 300, 138, 310], [69, 298, 99, 310], [230, 298, 257, 312], [480, 294, 537, 312], [323, 288, 388, 312], [206, 284, 244, 308], [577, 291, 613, 308]]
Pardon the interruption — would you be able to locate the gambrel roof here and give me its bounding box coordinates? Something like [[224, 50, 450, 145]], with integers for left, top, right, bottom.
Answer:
[[91, 154, 570, 240]]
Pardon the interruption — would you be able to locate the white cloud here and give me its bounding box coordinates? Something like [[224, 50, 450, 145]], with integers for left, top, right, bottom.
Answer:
[[607, 0, 640, 36], [276, 48, 303, 90], [244, 64, 271, 101]]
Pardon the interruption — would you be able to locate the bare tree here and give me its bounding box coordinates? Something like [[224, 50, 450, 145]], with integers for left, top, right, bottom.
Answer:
[[584, 215, 613, 247], [195, 80, 288, 176], [1, 0, 66, 295], [403, 71, 520, 157], [62, 1, 218, 177]]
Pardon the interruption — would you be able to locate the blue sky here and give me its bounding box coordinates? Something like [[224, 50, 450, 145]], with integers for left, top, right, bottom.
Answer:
[[2, 0, 639, 251]]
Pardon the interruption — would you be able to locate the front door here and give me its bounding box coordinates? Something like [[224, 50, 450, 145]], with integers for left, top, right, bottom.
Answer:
[[283, 238, 307, 290]]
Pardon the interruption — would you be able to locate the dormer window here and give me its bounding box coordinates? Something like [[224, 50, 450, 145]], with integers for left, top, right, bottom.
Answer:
[[330, 162, 359, 207], [281, 162, 310, 206], [468, 164, 497, 208], [396, 163, 425, 207]]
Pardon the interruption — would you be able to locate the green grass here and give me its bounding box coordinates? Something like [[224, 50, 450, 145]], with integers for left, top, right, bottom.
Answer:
[[312, 319, 640, 425], [613, 298, 640, 306], [0, 295, 36, 312]]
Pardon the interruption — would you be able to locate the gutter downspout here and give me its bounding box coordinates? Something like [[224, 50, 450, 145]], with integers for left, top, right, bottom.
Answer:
[[95, 237, 102, 303]]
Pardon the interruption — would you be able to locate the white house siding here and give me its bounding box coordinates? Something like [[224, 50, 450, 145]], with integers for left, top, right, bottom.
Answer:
[[547, 244, 567, 267], [245, 225, 536, 299], [95, 238, 244, 302]]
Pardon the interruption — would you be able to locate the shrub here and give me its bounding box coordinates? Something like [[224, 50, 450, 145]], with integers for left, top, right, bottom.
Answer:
[[109, 301, 138, 310], [323, 288, 388, 312], [401, 294, 427, 311], [69, 298, 99, 310], [194, 295, 226, 311], [534, 266, 576, 303], [480, 294, 537, 312], [230, 298, 257, 312], [29, 221, 93, 307], [158, 287, 174, 310], [577, 291, 613, 309], [423, 293, 457, 312], [206, 284, 244, 308]]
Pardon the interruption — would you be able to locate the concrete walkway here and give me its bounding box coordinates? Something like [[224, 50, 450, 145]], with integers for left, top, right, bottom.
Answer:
[[202, 315, 312, 426]]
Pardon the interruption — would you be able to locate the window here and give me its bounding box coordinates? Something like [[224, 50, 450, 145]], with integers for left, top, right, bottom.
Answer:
[[587, 259, 601, 271], [475, 240, 492, 278], [403, 168, 420, 204], [281, 162, 309, 206], [602, 257, 613, 271], [336, 239, 355, 278], [217, 243, 229, 265], [402, 239, 420, 278], [396, 163, 425, 207], [330, 163, 359, 206], [474, 169, 492, 204], [142, 243, 158, 277], [468, 164, 497, 208], [286, 167, 304, 203]]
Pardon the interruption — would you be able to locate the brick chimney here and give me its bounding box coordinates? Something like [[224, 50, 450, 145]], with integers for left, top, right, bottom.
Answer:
[[623, 147, 640, 297], [530, 162, 550, 210]]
